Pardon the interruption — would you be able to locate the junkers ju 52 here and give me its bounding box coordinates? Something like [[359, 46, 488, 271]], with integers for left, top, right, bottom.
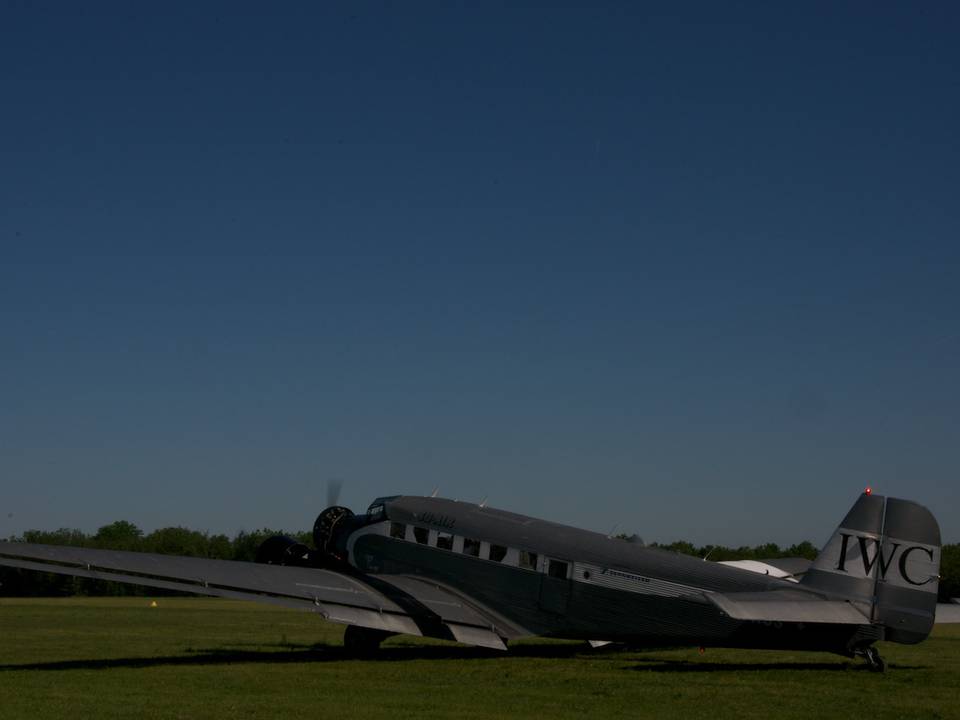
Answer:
[[1, 490, 957, 671]]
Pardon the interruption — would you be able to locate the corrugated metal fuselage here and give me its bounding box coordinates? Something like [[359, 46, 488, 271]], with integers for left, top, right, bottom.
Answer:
[[347, 497, 867, 653]]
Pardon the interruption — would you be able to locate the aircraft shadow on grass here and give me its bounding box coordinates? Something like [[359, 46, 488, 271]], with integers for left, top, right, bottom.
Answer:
[[625, 658, 928, 673], [0, 642, 574, 672], [0, 642, 929, 673]]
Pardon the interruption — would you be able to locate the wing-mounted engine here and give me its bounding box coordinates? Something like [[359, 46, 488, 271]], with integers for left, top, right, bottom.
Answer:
[[254, 505, 358, 568], [254, 535, 316, 566]]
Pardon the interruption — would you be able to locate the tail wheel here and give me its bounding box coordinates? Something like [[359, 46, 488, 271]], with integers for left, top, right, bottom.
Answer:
[[864, 646, 886, 673]]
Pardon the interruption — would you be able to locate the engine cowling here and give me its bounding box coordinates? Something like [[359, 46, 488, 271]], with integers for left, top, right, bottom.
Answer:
[[312, 505, 355, 562], [254, 535, 314, 566], [255, 505, 358, 569]]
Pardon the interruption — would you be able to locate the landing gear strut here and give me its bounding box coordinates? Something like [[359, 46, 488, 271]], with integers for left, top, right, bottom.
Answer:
[[857, 645, 886, 673], [342, 625, 393, 656]]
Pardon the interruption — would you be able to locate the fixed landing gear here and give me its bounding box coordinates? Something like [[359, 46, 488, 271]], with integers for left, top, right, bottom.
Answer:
[[856, 645, 886, 673], [342, 625, 394, 656]]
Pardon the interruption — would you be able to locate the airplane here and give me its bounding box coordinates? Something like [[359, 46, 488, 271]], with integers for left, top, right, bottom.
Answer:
[[1, 489, 957, 672]]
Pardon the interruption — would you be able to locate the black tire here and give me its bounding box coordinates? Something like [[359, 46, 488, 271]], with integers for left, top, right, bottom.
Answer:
[[342, 625, 392, 657]]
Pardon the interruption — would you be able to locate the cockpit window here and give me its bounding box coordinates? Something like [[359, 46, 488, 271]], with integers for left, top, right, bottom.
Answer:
[[390, 522, 406, 539], [413, 526, 429, 544], [463, 538, 480, 557], [367, 496, 400, 510], [436, 531, 453, 550], [368, 504, 385, 520]]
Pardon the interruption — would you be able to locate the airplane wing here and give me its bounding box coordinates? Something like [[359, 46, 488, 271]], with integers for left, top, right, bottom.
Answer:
[[0, 541, 526, 649]]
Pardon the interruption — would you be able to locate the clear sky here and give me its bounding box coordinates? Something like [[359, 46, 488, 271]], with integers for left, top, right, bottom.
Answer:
[[2, 2, 958, 547]]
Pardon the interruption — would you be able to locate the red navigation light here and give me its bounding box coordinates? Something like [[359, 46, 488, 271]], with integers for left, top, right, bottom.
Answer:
[[865, 487, 872, 495]]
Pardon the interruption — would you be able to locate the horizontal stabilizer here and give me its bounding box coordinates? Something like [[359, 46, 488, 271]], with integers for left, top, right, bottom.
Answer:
[[936, 603, 960, 624], [707, 589, 871, 624]]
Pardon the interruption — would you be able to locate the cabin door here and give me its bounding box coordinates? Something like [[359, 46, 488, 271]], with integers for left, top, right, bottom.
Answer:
[[538, 557, 571, 615]]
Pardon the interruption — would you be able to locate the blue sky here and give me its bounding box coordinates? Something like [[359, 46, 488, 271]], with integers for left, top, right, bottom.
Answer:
[[2, 2, 958, 546]]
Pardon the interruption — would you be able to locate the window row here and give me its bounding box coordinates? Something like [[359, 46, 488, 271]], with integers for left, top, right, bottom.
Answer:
[[388, 521, 568, 578]]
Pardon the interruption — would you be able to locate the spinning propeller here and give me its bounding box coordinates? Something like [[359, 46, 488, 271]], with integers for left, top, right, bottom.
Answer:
[[255, 477, 354, 567]]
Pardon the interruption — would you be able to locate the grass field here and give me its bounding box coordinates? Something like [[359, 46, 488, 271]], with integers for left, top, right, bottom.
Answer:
[[1, 598, 958, 719]]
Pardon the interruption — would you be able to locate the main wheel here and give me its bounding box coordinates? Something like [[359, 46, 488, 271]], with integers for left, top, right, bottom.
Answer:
[[342, 625, 393, 657]]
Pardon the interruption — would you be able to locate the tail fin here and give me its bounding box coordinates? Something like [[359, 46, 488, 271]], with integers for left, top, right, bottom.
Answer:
[[801, 491, 941, 644]]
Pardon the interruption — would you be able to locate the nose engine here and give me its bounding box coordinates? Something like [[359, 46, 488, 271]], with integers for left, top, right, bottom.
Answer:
[[312, 505, 355, 562], [254, 505, 356, 568]]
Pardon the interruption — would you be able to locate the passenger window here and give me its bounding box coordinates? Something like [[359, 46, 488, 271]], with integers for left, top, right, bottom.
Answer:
[[518, 550, 538, 570], [488, 544, 507, 562], [463, 538, 480, 556], [390, 522, 406, 539], [413, 526, 429, 544], [437, 532, 453, 550], [548, 559, 568, 579]]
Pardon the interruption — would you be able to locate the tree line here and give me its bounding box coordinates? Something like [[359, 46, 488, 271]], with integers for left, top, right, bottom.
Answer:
[[1, 520, 957, 602], [0, 521, 311, 598]]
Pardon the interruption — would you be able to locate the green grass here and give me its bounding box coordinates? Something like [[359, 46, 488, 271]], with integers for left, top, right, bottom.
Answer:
[[1, 597, 958, 719]]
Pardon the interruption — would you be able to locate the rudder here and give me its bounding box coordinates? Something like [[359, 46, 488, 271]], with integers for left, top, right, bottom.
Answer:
[[800, 492, 940, 644]]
